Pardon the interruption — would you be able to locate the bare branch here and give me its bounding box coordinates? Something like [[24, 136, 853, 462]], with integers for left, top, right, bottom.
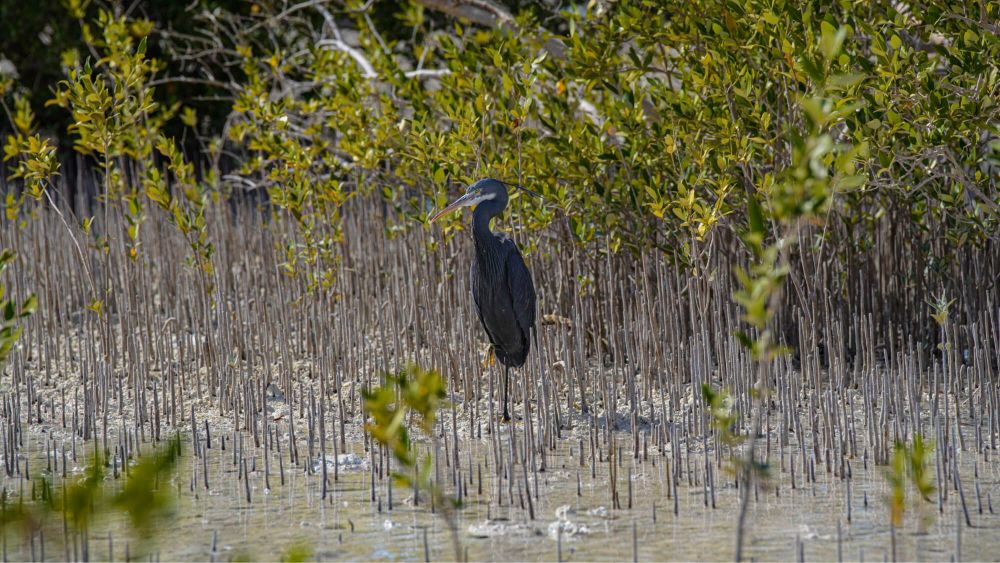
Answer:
[[315, 39, 377, 79], [411, 0, 515, 29], [404, 68, 451, 78]]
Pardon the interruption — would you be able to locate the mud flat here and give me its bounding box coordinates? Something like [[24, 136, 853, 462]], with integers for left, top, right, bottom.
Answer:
[[2, 198, 998, 560]]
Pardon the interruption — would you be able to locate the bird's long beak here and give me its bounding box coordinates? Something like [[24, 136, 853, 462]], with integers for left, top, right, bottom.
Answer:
[[430, 191, 478, 222]]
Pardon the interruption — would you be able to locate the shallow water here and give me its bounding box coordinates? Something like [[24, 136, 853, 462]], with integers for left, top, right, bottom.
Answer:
[[5, 422, 999, 562]]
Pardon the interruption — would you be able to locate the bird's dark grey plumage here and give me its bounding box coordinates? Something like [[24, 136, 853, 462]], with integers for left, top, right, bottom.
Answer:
[[431, 178, 536, 420]]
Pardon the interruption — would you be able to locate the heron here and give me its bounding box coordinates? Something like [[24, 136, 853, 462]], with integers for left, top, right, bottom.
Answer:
[[430, 178, 537, 421]]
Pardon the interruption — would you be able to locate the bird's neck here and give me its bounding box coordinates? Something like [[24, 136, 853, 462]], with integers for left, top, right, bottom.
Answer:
[[472, 200, 503, 254]]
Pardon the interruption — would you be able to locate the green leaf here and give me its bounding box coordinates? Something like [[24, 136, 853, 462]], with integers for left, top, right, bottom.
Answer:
[[820, 22, 846, 62], [701, 383, 716, 405], [20, 294, 37, 317], [734, 331, 753, 350], [0, 249, 14, 269]]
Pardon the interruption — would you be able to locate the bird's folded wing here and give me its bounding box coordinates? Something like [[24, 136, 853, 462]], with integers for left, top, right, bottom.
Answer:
[[504, 241, 537, 339]]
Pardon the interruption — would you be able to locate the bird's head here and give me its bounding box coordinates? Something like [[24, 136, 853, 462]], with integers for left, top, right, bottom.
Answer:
[[430, 178, 508, 222]]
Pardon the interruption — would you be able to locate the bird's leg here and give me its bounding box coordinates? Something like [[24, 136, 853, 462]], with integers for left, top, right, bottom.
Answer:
[[502, 365, 511, 422]]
